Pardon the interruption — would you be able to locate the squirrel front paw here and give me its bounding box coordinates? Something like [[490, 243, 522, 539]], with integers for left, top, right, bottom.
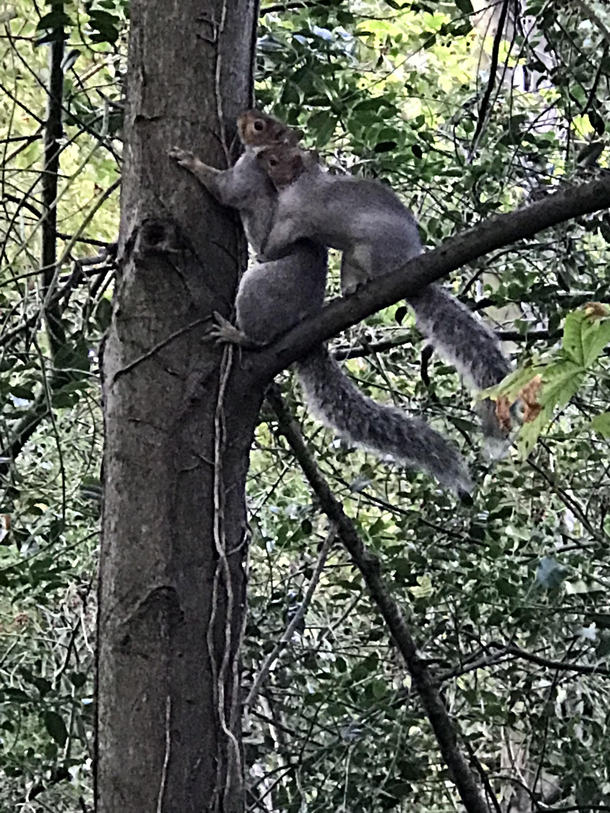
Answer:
[[168, 146, 196, 169]]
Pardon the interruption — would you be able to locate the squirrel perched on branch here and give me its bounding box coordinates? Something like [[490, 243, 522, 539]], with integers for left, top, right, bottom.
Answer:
[[169, 111, 487, 496], [257, 142, 513, 447]]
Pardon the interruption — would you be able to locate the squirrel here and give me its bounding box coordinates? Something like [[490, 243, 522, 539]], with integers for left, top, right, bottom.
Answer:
[[256, 144, 513, 446], [168, 110, 302, 254], [169, 111, 473, 496]]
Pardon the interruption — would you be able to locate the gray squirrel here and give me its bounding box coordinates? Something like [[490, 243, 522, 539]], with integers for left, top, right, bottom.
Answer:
[[258, 144, 513, 445], [169, 110, 302, 254], [169, 111, 473, 496]]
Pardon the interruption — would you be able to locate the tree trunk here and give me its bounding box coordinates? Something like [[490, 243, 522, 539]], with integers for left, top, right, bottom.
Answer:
[[95, 2, 262, 811]]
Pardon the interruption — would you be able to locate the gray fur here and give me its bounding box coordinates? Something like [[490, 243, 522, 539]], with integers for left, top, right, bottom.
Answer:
[[262, 165, 421, 294], [408, 285, 512, 446], [235, 241, 328, 343], [171, 137, 473, 495], [235, 244, 473, 497], [260, 152, 512, 441], [168, 147, 275, 253], [296, 348, 473, 495]]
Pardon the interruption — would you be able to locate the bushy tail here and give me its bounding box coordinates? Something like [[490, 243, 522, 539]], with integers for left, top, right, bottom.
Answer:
[[407, 284, 512, 445], [295, 347, 472, 497]]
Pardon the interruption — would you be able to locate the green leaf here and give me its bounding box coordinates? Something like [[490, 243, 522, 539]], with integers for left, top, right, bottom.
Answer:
[[43, 711, 68, 747], [582, 317, 610, 367], [9, 385, 35, 401], [561, 311, 586, 365], [541, 361, 585, 410], [517, 414, 548, 459], [588, 110, 605, 136], [307, 110, 337, 145], [88, 9, 120, 44], [515, 361, 585, 457], [590, 412, 610, 438], [70, 672, 88, 688], [95, 297, 113, 330], [596, 637, 610, 658], [33, 676, 53, 696], [36, 10, 72, 30], [491, 364, 541, 401], [373, 140, 397, 153], [353, 97, 397, 114], [54, 335, 91, 372]]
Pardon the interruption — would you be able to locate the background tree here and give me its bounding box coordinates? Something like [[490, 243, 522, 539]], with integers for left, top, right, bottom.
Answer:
[[0, 1, 610, 812]]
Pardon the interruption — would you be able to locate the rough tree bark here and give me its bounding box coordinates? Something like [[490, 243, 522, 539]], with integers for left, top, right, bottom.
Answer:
[[95, 2, 261, 812]]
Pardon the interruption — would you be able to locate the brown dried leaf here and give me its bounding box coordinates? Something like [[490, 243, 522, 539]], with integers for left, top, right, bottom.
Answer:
[[495, 396, 514, 434], [518, 374, 543, 423], [584, 302, 610, 320]]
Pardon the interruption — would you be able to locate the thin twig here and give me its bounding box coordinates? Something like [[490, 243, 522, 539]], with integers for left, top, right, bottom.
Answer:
[[245, 526, 336, 711], [110, 318, 211, 385], [41, 17, 66, 357]]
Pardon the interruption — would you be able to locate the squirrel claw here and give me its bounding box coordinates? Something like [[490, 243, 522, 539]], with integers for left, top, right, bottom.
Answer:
[[204, 312, 260, 348], [168, 146, 196, 167]]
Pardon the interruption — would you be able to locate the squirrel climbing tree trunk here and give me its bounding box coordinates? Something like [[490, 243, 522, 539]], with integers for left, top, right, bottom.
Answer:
[[95, 1, 262, 811]]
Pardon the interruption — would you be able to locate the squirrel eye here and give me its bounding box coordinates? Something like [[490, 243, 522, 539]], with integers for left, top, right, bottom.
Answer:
[[269, 157, 278, 167], [253, 120, 264, 131]]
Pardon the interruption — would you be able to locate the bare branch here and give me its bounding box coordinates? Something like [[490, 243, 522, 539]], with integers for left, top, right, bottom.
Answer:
[[470, 0, 511, 157], [504, 643, 610, 677], [0, 393, 50, 477], [261, 0, 332, 13], [333, 328, 558, 361]]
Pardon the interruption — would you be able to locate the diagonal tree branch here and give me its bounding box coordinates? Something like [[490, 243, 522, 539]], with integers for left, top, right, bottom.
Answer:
[[267, 384, 494, 813], [0, 394, 51, 478], [252, 174, 610, 381]]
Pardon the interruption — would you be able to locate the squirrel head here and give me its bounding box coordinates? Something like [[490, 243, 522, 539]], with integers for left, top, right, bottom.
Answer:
[[257, 146, 318, 188], [237, 109, 303, 148]]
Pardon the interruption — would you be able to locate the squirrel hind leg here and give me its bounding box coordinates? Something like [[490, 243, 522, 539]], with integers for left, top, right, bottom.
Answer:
[[204, 312, 265, 349]]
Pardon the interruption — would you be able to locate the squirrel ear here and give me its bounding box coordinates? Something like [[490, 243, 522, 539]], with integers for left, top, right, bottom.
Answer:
[[286, 128, 304, 146], [290, 152, 305, 174]]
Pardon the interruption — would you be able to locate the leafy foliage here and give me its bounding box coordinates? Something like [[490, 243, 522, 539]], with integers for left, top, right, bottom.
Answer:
[[0, 0, 122, 807], [2, 0, 610, 810]]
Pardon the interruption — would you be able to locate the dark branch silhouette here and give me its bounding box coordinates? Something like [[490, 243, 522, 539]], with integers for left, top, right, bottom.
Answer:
[[41, 22, 66, 356]]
